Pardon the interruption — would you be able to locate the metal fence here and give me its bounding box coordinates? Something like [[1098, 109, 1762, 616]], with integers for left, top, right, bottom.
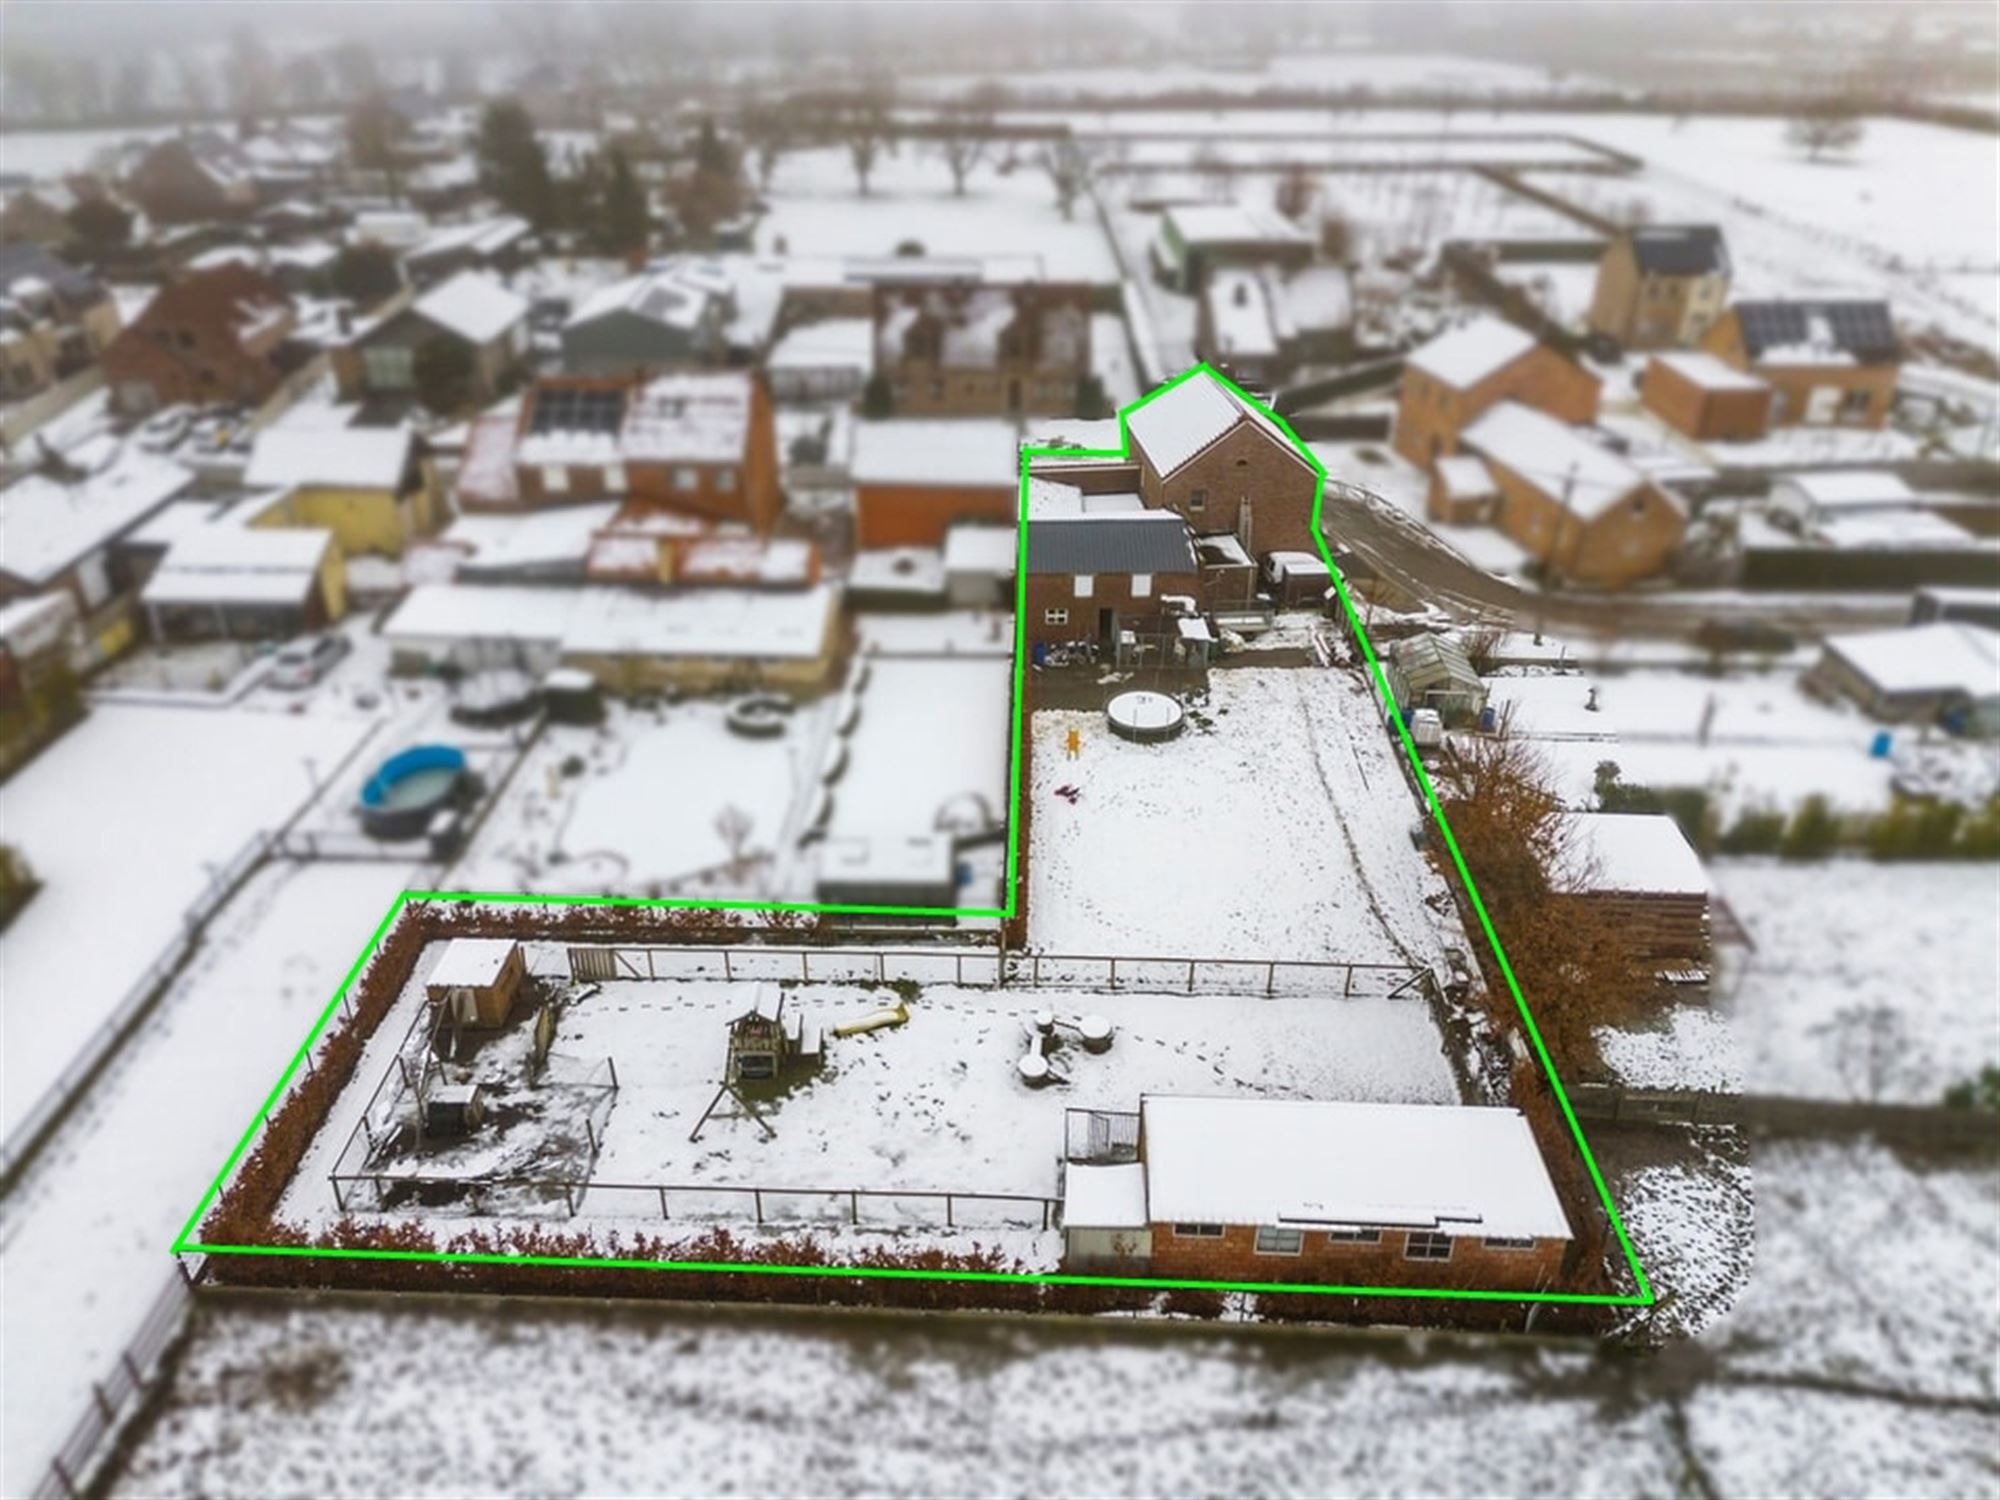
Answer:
[[1065, 1108, 1141, 1165], [30, 1260, 200, 1499], [551, 944, 1433, 1001], [1, 830, 272, 1190]]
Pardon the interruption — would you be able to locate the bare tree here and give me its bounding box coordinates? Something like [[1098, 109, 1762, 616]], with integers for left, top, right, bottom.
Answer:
[[1040, 139, 1096, 221], [1787, 100, 1865, 163], [1820, 1003, 1916, 1103], [715, 804, 755, 881], [839, 89, 896, 197], [1273, 164, 1317, 222], [742, 101, 795, 191], [932, 109, 993, 196]]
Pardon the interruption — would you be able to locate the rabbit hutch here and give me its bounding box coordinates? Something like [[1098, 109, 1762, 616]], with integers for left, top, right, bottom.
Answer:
[[426, 938, 527, 1030]]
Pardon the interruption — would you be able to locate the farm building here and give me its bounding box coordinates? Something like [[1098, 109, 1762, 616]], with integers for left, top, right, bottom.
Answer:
[[1392, 315, 1599, 468], [1558, 812, 1710, 964], [1384, 634, 1488, 725], [1638, 352, 1773, 442], [1807, 621, 2000, 735], [1060, 1096, 1573, 1289], [424, 938, 526, 1029]]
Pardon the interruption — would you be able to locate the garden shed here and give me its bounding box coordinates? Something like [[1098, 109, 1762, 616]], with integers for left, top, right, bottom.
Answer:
[[1385, 635, 1489, 725], [425, 938, 526, 1029]]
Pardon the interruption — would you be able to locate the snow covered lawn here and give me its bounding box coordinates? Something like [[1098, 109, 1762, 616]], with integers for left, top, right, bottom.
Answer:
[[1714, 859, 2000, 1105], [1028, 668, 1464, 967], [0, 701, 375, 1141], [0, 860, 415, 1499]]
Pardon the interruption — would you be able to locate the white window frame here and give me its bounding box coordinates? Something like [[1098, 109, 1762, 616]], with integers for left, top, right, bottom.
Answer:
[[1131, 573, 1153, 598], [1043, 608, 1069, 627], [1171, 1223, 1224, 1239], [541, 463, 569, 494], [1253, 1226, 1303, 1256], [717, 466, 739, 492], [673, 466, 698, 491], [1404, 1231, 1454, 1262], [1073, 573, 1095, 598], [1187, 488, 1207, 513], [1483, 1236, 1537, 1252]]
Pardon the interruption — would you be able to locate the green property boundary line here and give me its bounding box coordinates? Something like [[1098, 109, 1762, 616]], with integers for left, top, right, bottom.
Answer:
[[175, 364, 1654, 1310]]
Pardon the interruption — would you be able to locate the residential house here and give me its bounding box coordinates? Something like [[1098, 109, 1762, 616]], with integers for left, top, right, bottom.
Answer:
[[1559, 812, 1710, 965], [1699, 299, 1899, 428], [560, 260, 733, 373], [1393, 314, 1600, 467], [333, 271, 529, 408], [1024, 511, 1200, 649], [0, 439, 196, 657], [402, 215, 534, 286], [850, 419, 1019, 548], [1152, 203, 1314, 294], [242, 426, 439, 558], [1639, 351, 1774, 442], [0, 244, 122, 401], [1586, 225, 1731, 350], [1124, 367, 1321, 557], [1060, 1096, 1572, 1289], [99, 262, 301, 415], [1427, 455, 1499, 525], [873, 283, 1093, 417], [1807, 621, 2000, 735], [1460, 402, 1687, 586], [0, 182, 82, 249], [123, 134, 258, 225], [1194, 263, 1353, 387], [139, 519, 345, 640]]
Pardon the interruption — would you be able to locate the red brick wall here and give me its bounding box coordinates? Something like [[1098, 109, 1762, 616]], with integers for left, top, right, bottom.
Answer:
[[1639, 360, 1773, 441], [1394, 344, 1601, 467], [1147, 1222, 1568, 1290], [855, 483, 1016, 549], [1023, 570, 1201, 644], [1140, 422, 1319, 556]]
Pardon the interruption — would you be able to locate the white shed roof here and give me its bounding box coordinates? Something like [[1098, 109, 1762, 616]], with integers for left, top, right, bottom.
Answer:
[[415, 271, 529, 344], [244, 426, 414, 492], [851, 419, 1019, 489], [1775, 470, 1916, 512], [1562, 812, 1709, 896], [1062, 1162, 1148, 1230], [427, 937, 518, 990], [1139, 1096, 1572, 1242], [1825, 621, 2000, 700]]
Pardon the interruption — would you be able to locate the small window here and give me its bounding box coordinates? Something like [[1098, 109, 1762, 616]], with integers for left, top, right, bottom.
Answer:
[[718, 467, 739, 492], [1484, 1236, 1537, 1251], [604, 462, 628, 493], [1187, 488, 1207, 512], [1172, 1223, 1224, 1239], [1324, 1227, 1381, 1244], [673, 467, 698, 491], [541, 464, 569, 494], [1131, 573, 1152, 599], [1405, 1231, 1453, 1261], [1042, 608, 1069, 627], [1253, 1226, 1302, 1256], [1073, 573, 1095, 598]]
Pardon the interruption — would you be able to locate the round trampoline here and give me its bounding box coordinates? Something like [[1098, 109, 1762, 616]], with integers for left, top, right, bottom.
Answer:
[[1106, 690, 1186, 743], [358, 744, 468, 840]]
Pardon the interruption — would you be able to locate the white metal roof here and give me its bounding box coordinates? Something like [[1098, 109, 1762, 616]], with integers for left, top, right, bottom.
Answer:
[[244, 427, 414, 492], [851, 419, 1019, 489], [427, 937, 518, 990], [415, 270, 529, 344], [1562, 812, 1709, 896], [1139, 1096, 1572, 1241], [1062, 1162, 1148, 1230]]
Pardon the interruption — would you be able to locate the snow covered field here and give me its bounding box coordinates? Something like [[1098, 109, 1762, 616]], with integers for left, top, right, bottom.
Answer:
[[1028, 668, 1465, 967], [1715, 859, 2000, 1105], [103, 1139, 1997, 1499], [0, 860, 415, 1500], [0, 701, 375, 1142]]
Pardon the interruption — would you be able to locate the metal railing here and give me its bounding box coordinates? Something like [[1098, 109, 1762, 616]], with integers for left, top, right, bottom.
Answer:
[[1065, 1108, 1141, 1165], [1, 830, 273, 1191], [31, 1259, 201, 1499]]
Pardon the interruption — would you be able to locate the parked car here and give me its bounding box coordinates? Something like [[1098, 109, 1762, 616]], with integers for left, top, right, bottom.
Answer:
[[267, 633, 350, 689]]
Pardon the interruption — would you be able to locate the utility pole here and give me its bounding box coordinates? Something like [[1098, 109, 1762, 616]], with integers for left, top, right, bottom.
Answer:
[[1533, 461, 1581, 646]]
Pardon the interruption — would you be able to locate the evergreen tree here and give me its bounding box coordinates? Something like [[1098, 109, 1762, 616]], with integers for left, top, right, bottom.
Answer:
[[1780, 795, 1841, 861], [861, 373, 894, 418], [600, 148, 651, 256], [477, 97, 556, 230]]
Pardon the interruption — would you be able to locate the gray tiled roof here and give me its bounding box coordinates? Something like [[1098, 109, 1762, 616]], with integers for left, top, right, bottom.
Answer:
[[1026, 512, 1196, 575], [1629, 225, 1729, 278]]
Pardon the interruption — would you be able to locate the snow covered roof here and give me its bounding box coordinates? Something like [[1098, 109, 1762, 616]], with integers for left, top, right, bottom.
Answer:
[[851, 419, 1019, 489], [565, 263, 721, 333], [244, 427, 415, 492], [414, 271, 529, 345], [620, 372, 755, 465], [1405, 315, 1537, 389], [943, 524, 1018, 576], [1062, 1162, 1148, 1230], [141, 523, 332, 607], [386, 580, 840, 660], [766, 316, 873, 373], [1824, 621, 2000, 701], [408, 215, 531, 266], [1162, 202, 1313, 249], [1461, 402, 1662, 522], [1124, 368, 1308, 479], [1774, 470, 1916, 512], [1434, 455, 1496, 500], [1814, 510, 1975, 550], [1139, 1096, 1572, 1241], [1563, 812, 1708, 896], [1650, 351, 1768, 393], [0, 441, 195, 585], [1204, 268, 1279, 360], [427, 937, 518, 990]]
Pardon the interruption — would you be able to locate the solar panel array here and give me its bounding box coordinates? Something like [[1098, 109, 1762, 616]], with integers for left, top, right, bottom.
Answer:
[[528, 385, 627, 435], [1736, 300, 1897, 360]]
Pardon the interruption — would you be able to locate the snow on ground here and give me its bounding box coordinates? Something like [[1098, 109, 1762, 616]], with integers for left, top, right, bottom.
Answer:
[[757, 148, 1117, 282], [1596, 1005, 1742, 1094], [1029, 668, 1466, 967], [1608, 1128, 1754, 1344], [909, 52, 1609, 103], [1092, 311, 1140, 408], [276, 956, 1456, 1238], [1714, 859, 2000, 1105], [0, 860, 415, 1500], [0, 701, 375, 1141]]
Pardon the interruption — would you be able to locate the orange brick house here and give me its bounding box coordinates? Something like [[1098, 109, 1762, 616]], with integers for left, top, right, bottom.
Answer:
[[1698, 299, 1899, 429], [1060, 1096, 1573, 1290], [99, 262, 300, 415], [1460, 402, 1687, 586], [1586, 224, 1732, 351], [1393, 315, 1600, 468], [1023, 511, 1200, 648], [850, 419, 1020, 549], [1123, 369, 1320, 556], [873, 282, 1093, 417], [1638, 351, 1775, 442]]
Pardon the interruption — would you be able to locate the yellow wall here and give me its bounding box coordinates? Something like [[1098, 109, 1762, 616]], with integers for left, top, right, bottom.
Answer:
[[250, 471, 438, 558], [317, 546, 349, 621]]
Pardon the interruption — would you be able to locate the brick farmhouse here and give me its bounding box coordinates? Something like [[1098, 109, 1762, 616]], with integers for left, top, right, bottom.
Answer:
[[1392, 315, 1599, 468]]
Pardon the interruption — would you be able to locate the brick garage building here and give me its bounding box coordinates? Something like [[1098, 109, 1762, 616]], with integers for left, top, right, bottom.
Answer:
[[1392, 315, 1599, 468], [1124, 370, 1320, 556], [1023, 512, 1198, 648], [851, 419, 1020, 549], [1699, 299, 1899, 429], [1061, 1096, 1573, 1290], [1639, 351, 1774, 441]]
